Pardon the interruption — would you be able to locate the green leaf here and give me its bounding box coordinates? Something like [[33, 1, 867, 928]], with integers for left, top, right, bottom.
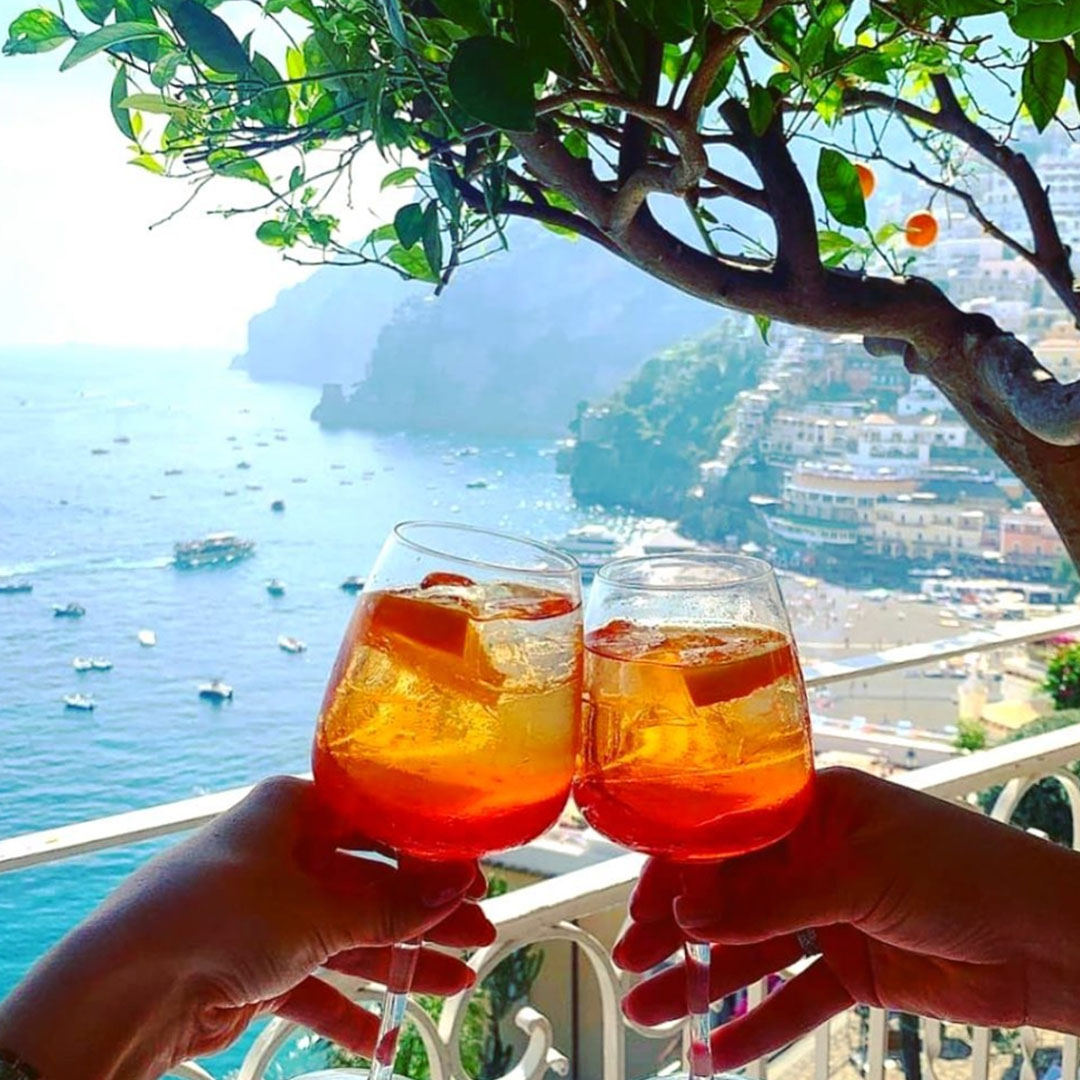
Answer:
[[383, 0, 408, 47], [394, 202, 426, 248], [747, 84, 774, 135], [207, 149, 270, 187], [249, 52, 290, 127], [256, 220, 289, 247], [429, 161, 462, 221], [289, 165, 305, 191], [129, 152, 165, 174], [285, 45, 305, 80], [1011, 0, 1080, 41], [387, 243, 438, 282], [168, 0, 250, 74], [120, 92, 191, 117], [704, 52, 737, 105], [113, 0, 158, 60], [760, 6, 800, 73], [1022, 41, 1067, 131], [60, 20, 165, 70], [3, 9, 73, 55], [448, 36, 536, 131], [381, 166, 420, 191], [563, 128, 589, 157], [76, 0, 113, 25], [753, 313, 771, 344], [432, 0, 488, 35], [422, 202, 443, 277], [109, 66, 135, 140], [514, 0, 577, 78], [150, 48, 183, 86], [817, 148, 866, 228], [874, 222, 903, 244], [817, 228, 855, 256]]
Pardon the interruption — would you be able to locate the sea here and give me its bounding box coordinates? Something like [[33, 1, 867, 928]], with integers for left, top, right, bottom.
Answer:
[[0, 348, 594, 1077]]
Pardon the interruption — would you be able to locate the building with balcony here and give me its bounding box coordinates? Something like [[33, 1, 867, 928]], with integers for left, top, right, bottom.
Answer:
[[758, 408, 858, 464], [849, 412, 969, 477], [873, 493, 987, 563], [1001, 501, 1070, 570]]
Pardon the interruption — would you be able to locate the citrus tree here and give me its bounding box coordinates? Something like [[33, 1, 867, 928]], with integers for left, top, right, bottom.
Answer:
[[8, 0, 1080, 561]]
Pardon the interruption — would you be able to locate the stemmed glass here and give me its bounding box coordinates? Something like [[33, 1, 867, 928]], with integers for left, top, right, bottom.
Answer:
[[312, 522, 583, 1079], [573, 554, 815, 1080]]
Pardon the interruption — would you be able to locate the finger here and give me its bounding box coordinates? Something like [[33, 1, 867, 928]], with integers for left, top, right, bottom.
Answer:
[[612, 916, 683, 973], [273, 976, 380, 1056], [623, 936, 804, 1026], [316, 853, 477, 947], [424, 900, 497, 948], [326, 945, 477, 996], [629, 858, 682, 923], [396, 858, 480, 908], [467, 865, 488, 900], [710, 960, 854, 1070]]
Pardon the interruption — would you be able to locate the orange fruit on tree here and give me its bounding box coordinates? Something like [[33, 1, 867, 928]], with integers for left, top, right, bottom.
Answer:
[[855, 163, 875, 199], [905, 210, 938, 248]]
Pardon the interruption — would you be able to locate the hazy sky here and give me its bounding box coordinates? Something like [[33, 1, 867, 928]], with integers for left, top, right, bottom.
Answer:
[[0, 21, 398, 351]]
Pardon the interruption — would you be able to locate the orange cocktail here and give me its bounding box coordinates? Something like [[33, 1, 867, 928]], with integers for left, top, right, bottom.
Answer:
[[313, 572, 581, 860], [574, 619, 813, 860]]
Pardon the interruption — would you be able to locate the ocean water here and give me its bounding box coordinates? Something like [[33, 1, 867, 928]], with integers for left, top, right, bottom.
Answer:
[[0, 348, 588, 1076]]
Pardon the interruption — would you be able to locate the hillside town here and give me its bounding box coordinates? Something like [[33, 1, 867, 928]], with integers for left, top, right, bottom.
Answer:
[[570, 129, 1080, 589]]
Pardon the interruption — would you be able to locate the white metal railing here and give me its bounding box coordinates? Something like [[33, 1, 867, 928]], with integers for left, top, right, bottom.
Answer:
[[1, 612, 1079, 1080]]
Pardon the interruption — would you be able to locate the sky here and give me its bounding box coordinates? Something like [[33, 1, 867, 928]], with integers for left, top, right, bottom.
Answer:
[[0, 3, 398, 351]]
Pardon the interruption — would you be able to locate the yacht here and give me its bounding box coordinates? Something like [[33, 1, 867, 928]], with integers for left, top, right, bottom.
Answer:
[[466, 478, 490, 489], [73, 657, 94, 672], [553, 525, 621, 580], [236, 461, 252, 470], [137, 629, 157, 647], [340, 575, 365, 593], [63, 693, 95, 711], [0, 581, 32, 595], [266, 579, 286, 597], [53, 602, 86, 618], [198, 680, 233, 701], [173, 532, 255, 569], [277, 635, 307, 654]]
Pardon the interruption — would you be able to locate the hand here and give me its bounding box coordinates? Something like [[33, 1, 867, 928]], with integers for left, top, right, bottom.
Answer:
[[0, 776, 495, 1080], [614, 767, 1080, 1068]]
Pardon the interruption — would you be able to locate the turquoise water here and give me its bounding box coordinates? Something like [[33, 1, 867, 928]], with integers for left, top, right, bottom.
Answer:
[[0, 348, 586, 1076]]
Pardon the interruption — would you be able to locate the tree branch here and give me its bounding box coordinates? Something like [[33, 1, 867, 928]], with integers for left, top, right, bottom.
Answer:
[[549, 0, 619, 90], [719, 99, 821, 281]]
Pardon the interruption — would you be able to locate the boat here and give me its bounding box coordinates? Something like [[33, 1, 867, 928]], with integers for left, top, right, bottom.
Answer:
[[113, 435, 130, 444], [340, 575, 365, 593], [455, 446, 480, 457], [53, 602, 86, 618], [553, 525, 621, 579], [291, 476, 307, 484], [245, 484, 262, 492], [137, 629, 157, 647], [0, 581, 32, 595], [74, 657, 113, 672], [331, 463, 346, 470], [277, 635, 307, 654], [173, 532, 255, 569], [198, 680, 233, 701], [266, 579, 286, 597], [466, 478, 489, 489], [90, 448, 109, 456], [149, 492, 166, 500], [164, 468, 183, 476], [236, 461, 252, 470], [63, 693, 95, 711], [256, 441, 270, 447], [274, 434, 288, 442], [223, 490, 238, 497], [270, 499, 286, 512]]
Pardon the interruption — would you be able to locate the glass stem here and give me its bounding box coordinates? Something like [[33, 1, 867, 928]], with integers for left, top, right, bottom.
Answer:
[[685, 940, 714, 1080], [369, 938, 421, 1080]]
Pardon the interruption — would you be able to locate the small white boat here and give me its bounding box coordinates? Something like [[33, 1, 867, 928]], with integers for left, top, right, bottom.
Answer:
[[73, 657, 94, 672], [91, 658, 113, 671], [278, 635, 307, 654], [53, 602, 86, 618], [266, 579, 286, 597], [137, 629, 157, 647], [199, 680, 233, 701], [63, 693, 95, 711]]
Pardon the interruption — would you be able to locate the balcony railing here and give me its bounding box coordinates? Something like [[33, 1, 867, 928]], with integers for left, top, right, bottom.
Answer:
[[3, 610, 1080, 1080]]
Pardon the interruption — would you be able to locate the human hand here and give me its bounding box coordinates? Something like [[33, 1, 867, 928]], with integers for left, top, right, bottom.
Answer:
[[0, 776, 494, 1080], [614, 768, 1080, 1068]]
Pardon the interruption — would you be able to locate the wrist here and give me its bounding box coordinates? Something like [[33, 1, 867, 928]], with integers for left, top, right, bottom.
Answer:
[[0, 911, 193, 1080]]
